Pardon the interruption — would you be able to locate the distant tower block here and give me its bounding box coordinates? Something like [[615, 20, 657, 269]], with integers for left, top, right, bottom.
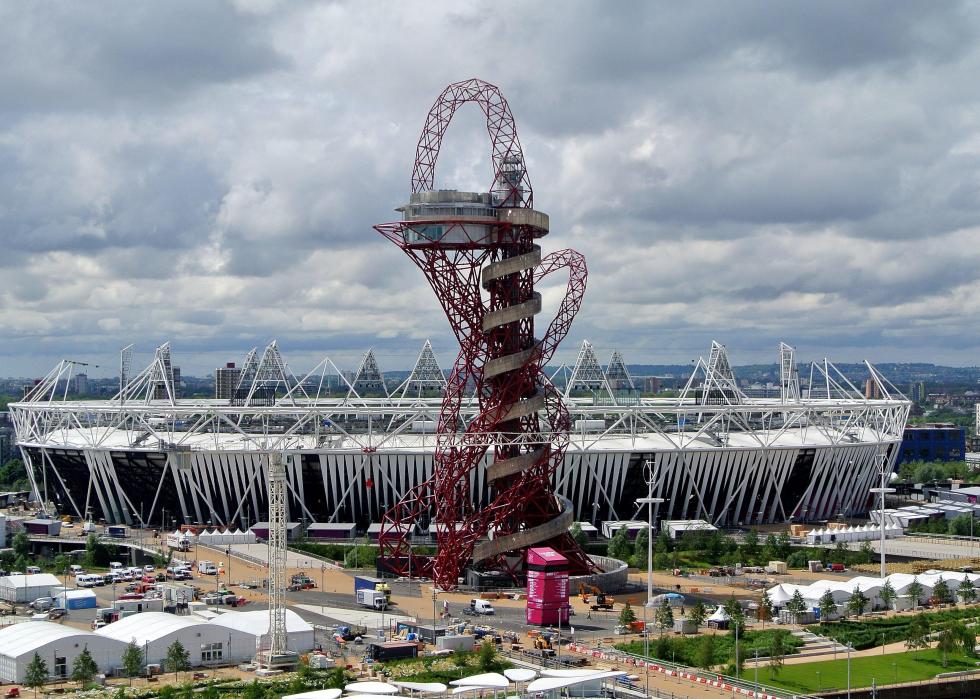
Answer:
[[349, 348, 388, 397], [255, 451, 298, 670], [398, 340, 447, 398], [566, 340, 611, 396], [605, 351, 635, 392]]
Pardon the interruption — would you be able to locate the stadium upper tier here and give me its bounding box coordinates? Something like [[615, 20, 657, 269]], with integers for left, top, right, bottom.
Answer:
[[10, 340, 910, 528]]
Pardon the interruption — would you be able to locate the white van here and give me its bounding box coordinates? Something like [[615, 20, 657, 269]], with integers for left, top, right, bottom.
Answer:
[[197, 561, 217, 575], [25, 566, 41, 575], [470, 599, 495, 615], [109, 562, 123, 571], [70, 565, 84, 576]]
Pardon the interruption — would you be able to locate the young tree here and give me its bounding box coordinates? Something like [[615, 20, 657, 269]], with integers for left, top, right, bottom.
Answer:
[[71, 647, 98, 686], [569, 522, 588, 548], [122, 641, 144, 685], [859, 540, 874, 564], [608, 527, 632, 562], [696, 634, 716, 670], [907, 577, 924, 610], [242, 681, 269, 699], [776, 532, 791, 560], [688, 600, 707, 629], [25, 652, 48, 697], [742, 530, 760, 563], [937, 625, 959, 667], [768, 632, 786, 676], [879, 579, 897, 611], [634, 528, 650, 569], [847, 587, 869, 617], [478, 639, 497, 672], [723, 597, 745, 634], [819, 589, 837, 622], [959, 577, 976, 604], [786, 590, 807, 624], [165, 639, 190, 679], [761, 534, 778, 562], [954, 620, 976, 657], [656, 597, 674, 634], [618, 602, 636, 626], [705, 531, 725, 564], [948, 513, 974, 536], [12, 532, 30, 559], [831, 540, 847, 564], [934, 577, 953, 606], [759, 590, 774, 628], [905, 614, 930, 650]]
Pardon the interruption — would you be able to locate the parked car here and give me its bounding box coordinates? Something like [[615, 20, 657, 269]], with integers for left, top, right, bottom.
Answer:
[[47, 608, 67, 620]]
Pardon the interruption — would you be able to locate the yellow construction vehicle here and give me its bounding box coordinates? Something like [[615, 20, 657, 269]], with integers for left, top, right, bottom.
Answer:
[[579, 584, 615, 611]]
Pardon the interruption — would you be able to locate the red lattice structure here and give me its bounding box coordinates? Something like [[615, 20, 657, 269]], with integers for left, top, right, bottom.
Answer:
[[376, 78, 595, 590]]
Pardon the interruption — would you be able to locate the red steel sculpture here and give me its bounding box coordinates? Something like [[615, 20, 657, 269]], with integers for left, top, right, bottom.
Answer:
[[376, 78, 595, 590]]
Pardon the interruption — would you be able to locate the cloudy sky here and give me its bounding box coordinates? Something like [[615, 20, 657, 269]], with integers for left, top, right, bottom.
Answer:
[[3, 1, 980, 377]]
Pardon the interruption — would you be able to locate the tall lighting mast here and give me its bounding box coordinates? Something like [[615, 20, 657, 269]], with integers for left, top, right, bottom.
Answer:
[[256, 451, 297, 669]]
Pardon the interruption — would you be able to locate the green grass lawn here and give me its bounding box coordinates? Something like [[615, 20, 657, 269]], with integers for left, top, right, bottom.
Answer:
[[759, 649, 978, 694]]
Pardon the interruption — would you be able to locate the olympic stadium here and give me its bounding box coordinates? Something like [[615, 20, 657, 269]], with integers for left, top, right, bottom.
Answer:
[[9, 338, 910, 530]]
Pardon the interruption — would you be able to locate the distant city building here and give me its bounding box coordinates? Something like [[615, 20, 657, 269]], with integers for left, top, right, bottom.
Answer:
[[72, 373, 89, 396], [864, 378, 882, 400], [214, 363, 241, 400], [152, 366, 180, 400], [0, 413, 14, 464], [908, 381, 926, 402], [643, 376, 661, 393], [898, 422, 965, 463]]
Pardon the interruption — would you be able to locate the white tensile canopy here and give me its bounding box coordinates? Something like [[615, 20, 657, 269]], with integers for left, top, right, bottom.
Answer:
[[708, 605, 730, 622]]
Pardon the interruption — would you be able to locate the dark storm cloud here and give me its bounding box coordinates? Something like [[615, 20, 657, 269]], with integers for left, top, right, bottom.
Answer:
[[0, 1, 287, 114], [2, 1, 980, 376]]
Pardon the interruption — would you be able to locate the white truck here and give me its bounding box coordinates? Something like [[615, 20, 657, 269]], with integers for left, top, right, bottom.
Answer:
[[356, 588, 388, 610], [469, 599, 495, 615]]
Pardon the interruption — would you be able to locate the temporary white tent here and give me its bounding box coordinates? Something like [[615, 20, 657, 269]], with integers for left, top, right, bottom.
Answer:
[[209, 609, 313, 654], [767, 584, 792, 607], [0, 574, 62, 603], [0, 621, 128, 682]]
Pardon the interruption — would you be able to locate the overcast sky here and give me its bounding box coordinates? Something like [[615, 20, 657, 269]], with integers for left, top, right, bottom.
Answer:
[[3, 1, 980, 377]]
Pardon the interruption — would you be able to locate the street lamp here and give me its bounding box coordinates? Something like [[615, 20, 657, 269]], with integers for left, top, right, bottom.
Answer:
[[869, 486, 896, 580], [637, 459, 665, 699]]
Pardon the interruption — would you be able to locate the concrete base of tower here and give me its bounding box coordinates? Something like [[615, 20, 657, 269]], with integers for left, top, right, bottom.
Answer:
[[255, 650, 299, 672]]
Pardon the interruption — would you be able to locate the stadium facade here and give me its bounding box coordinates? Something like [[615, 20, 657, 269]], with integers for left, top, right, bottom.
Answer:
[[10, 341, 910, 531]]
